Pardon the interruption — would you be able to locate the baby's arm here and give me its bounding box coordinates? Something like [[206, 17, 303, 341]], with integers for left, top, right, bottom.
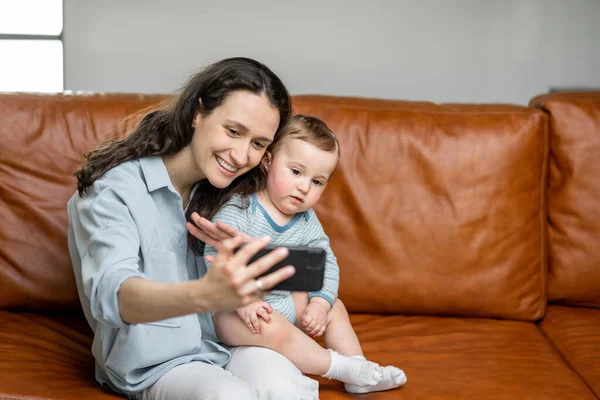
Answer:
[[202, 196, 274, 333], [299, 211, 340, 336], [305, 212, 339, 308]]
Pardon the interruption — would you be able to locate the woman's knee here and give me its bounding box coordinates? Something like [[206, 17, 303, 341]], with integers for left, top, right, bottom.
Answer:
[[187, 376, 256, 400], [254, 374, 318, 400], [182, 377, 255, 400], [140, 362, 257, 400], [209, 379, 256, 400], [227, 347, 319, 400]]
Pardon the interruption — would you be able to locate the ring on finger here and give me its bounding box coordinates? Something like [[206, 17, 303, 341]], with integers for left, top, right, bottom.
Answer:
[[254, 279, 264, 295]]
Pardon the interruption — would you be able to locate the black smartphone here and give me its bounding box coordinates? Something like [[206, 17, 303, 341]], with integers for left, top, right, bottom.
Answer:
[[238, 245, 326, 292]]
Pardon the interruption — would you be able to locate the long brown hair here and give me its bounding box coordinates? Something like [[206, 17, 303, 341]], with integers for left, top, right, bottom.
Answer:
[[189, 114, 339, 255], [75, 57, 291, 196]]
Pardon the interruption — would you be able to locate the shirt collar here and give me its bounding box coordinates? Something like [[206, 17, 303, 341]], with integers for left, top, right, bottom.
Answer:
[[139, 156, 173, 193]]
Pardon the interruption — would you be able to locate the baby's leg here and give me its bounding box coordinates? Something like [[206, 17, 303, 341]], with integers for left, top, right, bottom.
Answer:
[[291, 292, 309, 329], [323, 299, 363, 356], [324, 300, 407, 393], [213, 310, 382, 386]]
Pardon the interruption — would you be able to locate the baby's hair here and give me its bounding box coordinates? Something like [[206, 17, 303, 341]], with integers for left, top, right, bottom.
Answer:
[[270, 114, 340, 158]]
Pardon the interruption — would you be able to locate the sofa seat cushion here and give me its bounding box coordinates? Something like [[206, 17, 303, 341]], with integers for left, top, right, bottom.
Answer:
[[539, 305, 600, 398], [1, 311, 595, 400], [0, 311, 122, 399], [313, 314, 596, 399]]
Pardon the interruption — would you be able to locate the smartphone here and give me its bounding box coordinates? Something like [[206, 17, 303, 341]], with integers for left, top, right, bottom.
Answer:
[[238, 245, 326, 292]]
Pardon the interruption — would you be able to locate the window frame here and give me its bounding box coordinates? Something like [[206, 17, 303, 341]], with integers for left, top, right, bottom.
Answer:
[[0, 1, 64, 92]]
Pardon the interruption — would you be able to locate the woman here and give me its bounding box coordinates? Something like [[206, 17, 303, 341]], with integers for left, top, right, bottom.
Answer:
[[67, 57, 319, 399]]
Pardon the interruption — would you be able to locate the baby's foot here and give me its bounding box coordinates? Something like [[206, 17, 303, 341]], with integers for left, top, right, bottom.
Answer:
[[322, 350, 383, 386], [345, 365, 407, 394]]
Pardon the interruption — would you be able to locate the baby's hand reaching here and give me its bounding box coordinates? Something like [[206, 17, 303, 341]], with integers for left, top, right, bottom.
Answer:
[[236, 300, 273, 334], [301, 301, 329, 337]]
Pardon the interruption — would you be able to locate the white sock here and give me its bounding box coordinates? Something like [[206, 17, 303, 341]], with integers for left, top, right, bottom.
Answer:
[[322, 350, 382, 386], [344, 356, 407, 394]]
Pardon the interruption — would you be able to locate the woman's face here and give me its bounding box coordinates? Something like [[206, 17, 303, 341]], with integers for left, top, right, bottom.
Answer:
[[191, 90, 280, 188]]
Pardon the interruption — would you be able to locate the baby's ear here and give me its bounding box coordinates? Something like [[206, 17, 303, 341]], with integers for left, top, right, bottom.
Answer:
[[261, 151, 272, 170]]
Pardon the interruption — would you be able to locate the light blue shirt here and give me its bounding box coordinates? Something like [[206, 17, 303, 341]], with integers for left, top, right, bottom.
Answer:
[[67, 156, 230, 396]]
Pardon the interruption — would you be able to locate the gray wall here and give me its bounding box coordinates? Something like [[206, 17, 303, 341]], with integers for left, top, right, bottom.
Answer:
[[63, 0, 600, 104]]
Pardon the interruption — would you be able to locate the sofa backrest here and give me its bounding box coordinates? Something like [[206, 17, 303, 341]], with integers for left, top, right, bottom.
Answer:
[[294, 96, 548, 321], [1, 93, 548, 321], [0, 93, 164, 311], [530, 92, 600, 308]]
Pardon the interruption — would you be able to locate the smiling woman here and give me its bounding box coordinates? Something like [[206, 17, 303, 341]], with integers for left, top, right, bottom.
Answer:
[[66, 57, 320, 399], [0, 0, 63, 92]]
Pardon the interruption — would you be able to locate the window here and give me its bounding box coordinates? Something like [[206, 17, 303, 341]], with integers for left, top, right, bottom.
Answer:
[[0, 0, 63, 92]]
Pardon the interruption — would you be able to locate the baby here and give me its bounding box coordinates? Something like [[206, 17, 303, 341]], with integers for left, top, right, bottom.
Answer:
[[200, 114, 406, 393]]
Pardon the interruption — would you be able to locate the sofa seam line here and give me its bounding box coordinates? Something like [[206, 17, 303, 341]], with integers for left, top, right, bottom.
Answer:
[[536, 324, 598, 398]]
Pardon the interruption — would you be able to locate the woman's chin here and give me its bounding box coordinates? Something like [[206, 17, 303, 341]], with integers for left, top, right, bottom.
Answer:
[[206, 162, 253, 188], [206, 178, 229, 189], [205, 172, 236, 189]]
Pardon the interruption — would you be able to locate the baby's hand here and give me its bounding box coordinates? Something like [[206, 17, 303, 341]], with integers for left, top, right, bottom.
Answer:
[[301, 301, 329, 337], [236, 301, 273, 334]]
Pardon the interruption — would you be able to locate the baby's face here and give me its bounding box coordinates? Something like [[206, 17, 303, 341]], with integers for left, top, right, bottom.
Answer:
[[265, 138, 339, 215]]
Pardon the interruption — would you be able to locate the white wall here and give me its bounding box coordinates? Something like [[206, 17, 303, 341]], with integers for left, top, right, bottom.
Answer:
[[63, 0, 600, 104]]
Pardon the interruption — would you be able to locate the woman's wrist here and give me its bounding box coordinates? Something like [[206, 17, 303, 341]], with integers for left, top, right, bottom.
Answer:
[[184, 278, 211, 314]]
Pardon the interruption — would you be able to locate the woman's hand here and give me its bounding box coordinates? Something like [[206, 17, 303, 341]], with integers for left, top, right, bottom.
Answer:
[[236, 300, 273, 334], [186, 212, 251, 249], [190, 235, 295, 313]]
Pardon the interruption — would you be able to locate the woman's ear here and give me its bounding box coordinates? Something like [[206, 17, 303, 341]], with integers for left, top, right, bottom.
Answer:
[[261, 152, 272, 171], [192, 98, 203, 128]]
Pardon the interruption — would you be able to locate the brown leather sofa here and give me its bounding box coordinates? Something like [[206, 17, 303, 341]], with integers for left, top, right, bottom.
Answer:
[[1, 91, 598, 399]]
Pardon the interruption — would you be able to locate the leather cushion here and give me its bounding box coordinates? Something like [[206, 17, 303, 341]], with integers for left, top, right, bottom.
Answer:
[[530, 92, 600, 307], [294, 96, 548, 320]]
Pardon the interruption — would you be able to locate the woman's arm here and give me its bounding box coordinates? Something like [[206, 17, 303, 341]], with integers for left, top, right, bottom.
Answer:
[[119, 236, 295, 324], [118, 278, 198, 323], [71, 186, 294, 326]]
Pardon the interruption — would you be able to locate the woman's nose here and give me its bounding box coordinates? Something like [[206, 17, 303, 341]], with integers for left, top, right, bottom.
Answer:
[[230, 142, 249, 166]]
